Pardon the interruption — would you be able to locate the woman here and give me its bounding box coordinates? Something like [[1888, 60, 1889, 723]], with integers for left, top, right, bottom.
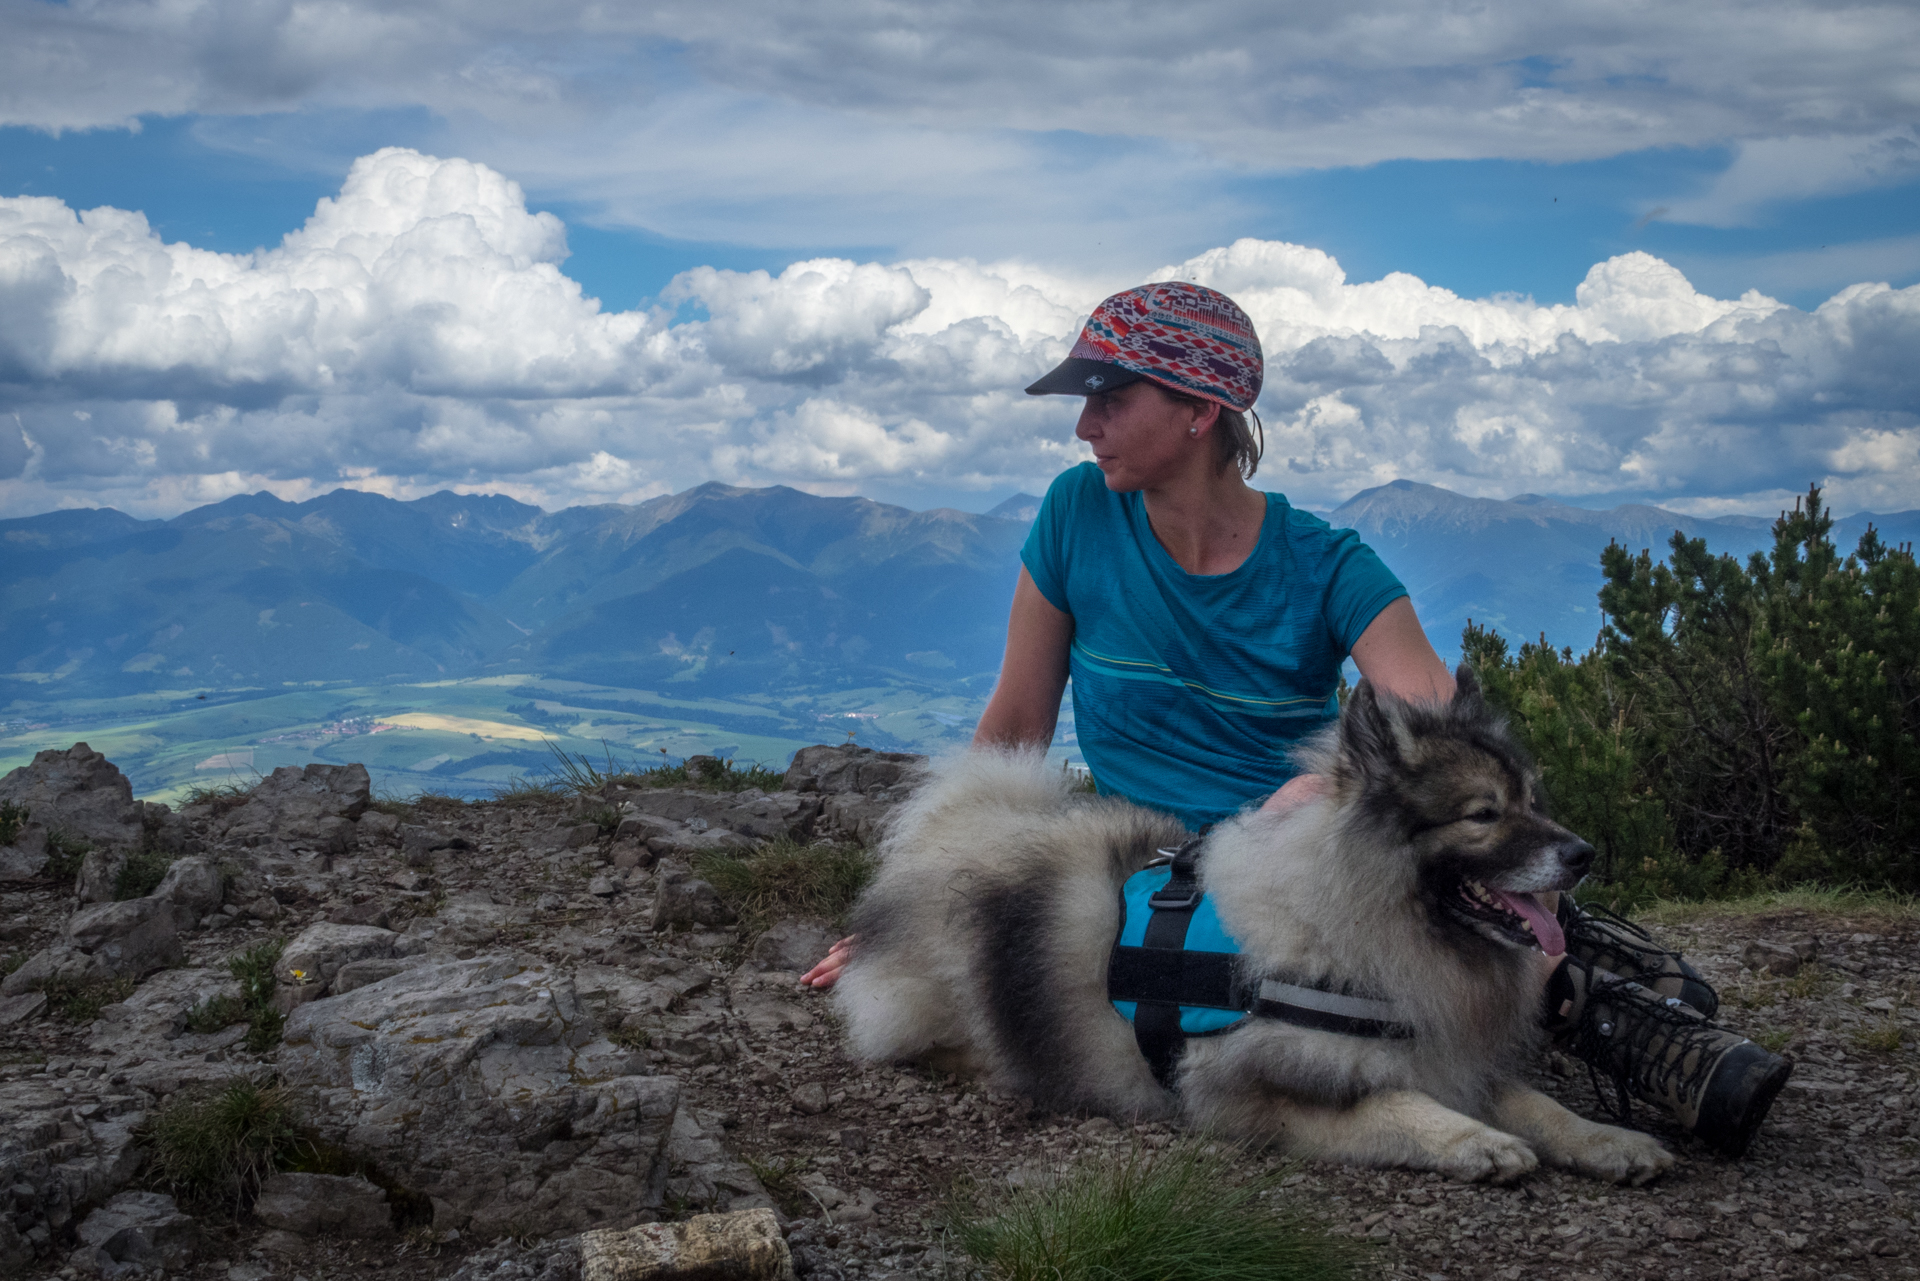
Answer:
[[804, 282, 1788, 1157]]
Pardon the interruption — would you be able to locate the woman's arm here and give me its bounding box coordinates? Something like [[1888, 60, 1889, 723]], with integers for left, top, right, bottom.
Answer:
[[1261, 597, 1453, 814], [801, 568, 1073, 989], [971, 567, 1075, 749], [1349, 596, 1454, 703]]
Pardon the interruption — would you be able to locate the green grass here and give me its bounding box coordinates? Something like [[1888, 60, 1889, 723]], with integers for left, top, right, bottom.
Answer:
[[1, 952, 24, 980], [39, 974, 135, 1022], [114, 849, 176, 900], [227, 938, 287, 1052], [692, 838, 876, 932], [184, 994, 250, 1034], [179, 780, 256, 816], [1853, 1020, 1906, 1053], [615, 756, 788, 794], [743, 1154, 814, 1220], [138, 1081, 309, 1213], [489, 776, 567, 807], [945, 1145, 1363, 1281], [42, 829, 90, 883], [1631, 883, 1920, 927], [0, 799, 27, 845]]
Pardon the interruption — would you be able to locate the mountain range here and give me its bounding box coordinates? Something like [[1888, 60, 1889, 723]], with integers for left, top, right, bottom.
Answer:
[[3, 480, 1913, 701]]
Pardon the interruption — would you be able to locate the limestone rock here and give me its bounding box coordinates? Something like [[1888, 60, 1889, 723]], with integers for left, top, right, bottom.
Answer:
[[71, 1191, 203, 1275], [277, 922, 417, 994], [74, 848, 128, 903], [0, 824, 49, 882], [819, 793, 897, 846], [614, 789, 822, 844], [0, 744, 146, 849], [0, 1082, 148, 1272], [665, 1108, 776, 1214], [782, 745, 925, 796], [85, 966, 243, 1057], [278, 956, 680, 1238], [217, 763, 371, 853], [1744, 940, 1804, 976], [750, 919, 839, 973], [3, 896, 183, 996], [253, 1173, 390, 1237], [790, 1082, 830, 1115], [579, 1208, 794, 1281], [727, 970, 815, 1035], [332, 955, 429, 994], [357, 810, 402, 845], [152, 856, 224, 927], [654, 870, 736, 930]]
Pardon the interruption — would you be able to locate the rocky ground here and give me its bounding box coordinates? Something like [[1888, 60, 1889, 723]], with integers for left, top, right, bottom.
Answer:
[[0, 743, 1914, 1281]]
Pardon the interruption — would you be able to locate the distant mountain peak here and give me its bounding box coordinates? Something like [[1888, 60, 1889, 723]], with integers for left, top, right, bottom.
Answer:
[[985, 493, 1043, 523]]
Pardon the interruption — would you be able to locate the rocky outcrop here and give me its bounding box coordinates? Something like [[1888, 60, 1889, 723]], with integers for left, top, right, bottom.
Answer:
[[2, 896, 183, 997], [215, 763, 371, 855], [0, 744, 147, 849], [0, 823, 49, 882], [275, 921, 421, 995], [781, 746, 925, 845], [277, 956, 682, 1238], [69, 1191, 203, 1276], [0, 1082, 147, 1272], [579, 1208, 794, 1281]]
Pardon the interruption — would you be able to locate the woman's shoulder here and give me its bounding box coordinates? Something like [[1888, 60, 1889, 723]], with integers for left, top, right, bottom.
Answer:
[[1262, 492, 1377, 564]]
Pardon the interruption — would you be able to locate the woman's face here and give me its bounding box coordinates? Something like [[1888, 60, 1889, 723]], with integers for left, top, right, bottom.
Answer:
[[1074, 382, 1207, 491]]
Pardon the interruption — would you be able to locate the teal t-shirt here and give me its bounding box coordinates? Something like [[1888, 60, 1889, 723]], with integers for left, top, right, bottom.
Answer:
[[1022, 463, 1407, 830]]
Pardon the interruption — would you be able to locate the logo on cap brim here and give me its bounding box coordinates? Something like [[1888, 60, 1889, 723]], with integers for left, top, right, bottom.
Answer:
[[1084, 375, 1106, 389]]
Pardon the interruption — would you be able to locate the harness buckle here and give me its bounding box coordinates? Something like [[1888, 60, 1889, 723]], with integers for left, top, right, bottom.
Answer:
[[1148, 886, 1203, 910]]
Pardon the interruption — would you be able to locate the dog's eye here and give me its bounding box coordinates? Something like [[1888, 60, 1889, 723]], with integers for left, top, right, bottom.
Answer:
[[1465, 808, 1500, 824]]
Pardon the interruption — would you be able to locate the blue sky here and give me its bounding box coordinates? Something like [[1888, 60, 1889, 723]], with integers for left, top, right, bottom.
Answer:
[[2, 0, 1917, 520]]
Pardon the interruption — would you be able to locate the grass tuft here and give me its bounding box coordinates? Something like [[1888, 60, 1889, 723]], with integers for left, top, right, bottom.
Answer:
[[0, 799, 28, 845], [185, 994, 250, 1034], [114, 849, 176, 900], [616, 755, 787, 794], [42, 829, 90, 883], [228, 938, 287, 1052], [1853, 1019, 1905, 1053], [945, 1144, 1363, 1281], [139, 1080, 309, 1213], [180, 781, 256, 816], [39, 974, 135, 1022], [490, 776, 567, 807], [743, 1154, 813, 1220], [692, 838, 875, 932]]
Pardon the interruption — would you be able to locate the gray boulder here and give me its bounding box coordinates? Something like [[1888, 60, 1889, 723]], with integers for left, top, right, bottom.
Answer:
[[614, 789, 822, 842], [783, 744, 925, 795], [252, 1173, 390, 1237], [579, 1208, 793, 1281], [277, 922, 417, 994], [0, 744, 145, 848], [74, 848, 128, 904], [0, 824, 49, 883], [0, 1087, 148, 1273], [152, 856, 224, 927], [217, 763, 371, 854], [278, 956, 680, 1238], [652, 869, 736, 930], [71, 1191, 202, 1276], [332, 955, 430, 994], [2, 896, 183, 996]]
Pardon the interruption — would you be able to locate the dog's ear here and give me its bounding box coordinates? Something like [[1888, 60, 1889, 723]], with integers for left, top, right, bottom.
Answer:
[[1340, 678, 1402, 776], [1452, 663, 1487, 715]]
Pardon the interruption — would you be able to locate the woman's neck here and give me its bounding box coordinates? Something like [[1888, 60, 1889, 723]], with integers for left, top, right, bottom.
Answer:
[[1140, 468, 1268, 576]]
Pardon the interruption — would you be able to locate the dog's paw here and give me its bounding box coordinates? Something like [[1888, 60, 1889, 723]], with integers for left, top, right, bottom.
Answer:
[[1553, 1123, 1675, 1186], [1438, 1127, 1538, 1184]]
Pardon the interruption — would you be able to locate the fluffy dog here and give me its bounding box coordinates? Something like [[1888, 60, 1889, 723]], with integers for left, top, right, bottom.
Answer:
[[834, 671, 1673, 1185]]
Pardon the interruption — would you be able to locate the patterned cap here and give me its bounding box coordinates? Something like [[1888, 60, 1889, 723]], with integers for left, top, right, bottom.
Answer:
[[1026, 282, 1264, 412]]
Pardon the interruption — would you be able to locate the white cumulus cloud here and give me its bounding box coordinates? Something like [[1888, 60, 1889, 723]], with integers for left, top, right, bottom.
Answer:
[[1, 148, 1916, 520]]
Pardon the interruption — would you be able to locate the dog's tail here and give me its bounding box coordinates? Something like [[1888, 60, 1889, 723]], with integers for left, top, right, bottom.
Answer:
[[884, 745, 1074, 847]]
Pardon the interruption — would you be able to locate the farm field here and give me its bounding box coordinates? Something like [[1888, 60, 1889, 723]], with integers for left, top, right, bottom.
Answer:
[[0, 672, 1042, 803]]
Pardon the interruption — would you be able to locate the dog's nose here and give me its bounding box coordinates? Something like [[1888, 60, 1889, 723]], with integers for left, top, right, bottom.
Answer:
[[1558, 839, 1595, 877]]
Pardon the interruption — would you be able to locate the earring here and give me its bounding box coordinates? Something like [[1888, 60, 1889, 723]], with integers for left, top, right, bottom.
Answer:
[[1189, 428, 1198, 437]]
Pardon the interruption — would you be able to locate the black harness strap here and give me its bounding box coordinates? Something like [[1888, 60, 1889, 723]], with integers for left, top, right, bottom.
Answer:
[[1125, 838, 1205, 1087]]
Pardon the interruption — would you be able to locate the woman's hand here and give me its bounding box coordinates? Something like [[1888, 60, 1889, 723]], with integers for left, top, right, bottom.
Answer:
[[1261, 772, 1330, 813], [800, 936, 857, 989]]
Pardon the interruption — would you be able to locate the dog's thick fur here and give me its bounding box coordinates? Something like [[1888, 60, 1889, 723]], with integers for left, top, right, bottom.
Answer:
[[835, 672, 1673, 1185]]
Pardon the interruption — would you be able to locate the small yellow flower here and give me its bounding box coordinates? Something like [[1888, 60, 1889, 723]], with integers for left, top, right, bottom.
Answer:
[[290, 969, 307, 980]]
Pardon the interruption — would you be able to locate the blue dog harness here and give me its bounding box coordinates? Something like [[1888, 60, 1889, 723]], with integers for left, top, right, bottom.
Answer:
[[1107, 838, 1413, 1087]]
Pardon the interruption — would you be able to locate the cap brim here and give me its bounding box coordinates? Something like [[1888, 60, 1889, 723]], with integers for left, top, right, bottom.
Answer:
[[1025, 358, 1147, 397]]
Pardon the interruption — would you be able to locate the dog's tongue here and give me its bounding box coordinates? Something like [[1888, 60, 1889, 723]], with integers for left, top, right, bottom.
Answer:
[[1493, 890, 1565, 956]]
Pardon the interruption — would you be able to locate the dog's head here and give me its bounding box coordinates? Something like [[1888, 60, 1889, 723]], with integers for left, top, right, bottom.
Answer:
[[1332, 666, 1591, 956]]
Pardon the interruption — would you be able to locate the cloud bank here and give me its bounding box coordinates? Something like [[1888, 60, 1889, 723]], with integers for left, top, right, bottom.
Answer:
[[2, 149, 1916, 518]]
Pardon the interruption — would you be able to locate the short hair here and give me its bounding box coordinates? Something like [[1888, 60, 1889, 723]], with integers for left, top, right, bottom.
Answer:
[[1153, 384, 1265, 479]]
